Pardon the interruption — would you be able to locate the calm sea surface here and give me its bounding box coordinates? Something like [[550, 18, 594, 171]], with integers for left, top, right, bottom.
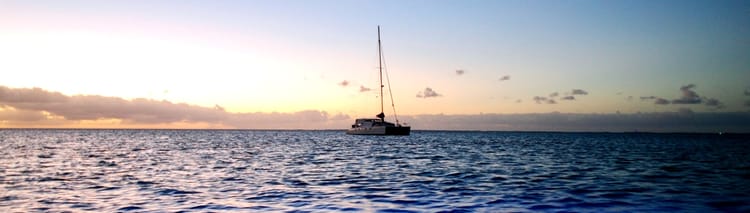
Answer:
[[1, 129, 748, 212]]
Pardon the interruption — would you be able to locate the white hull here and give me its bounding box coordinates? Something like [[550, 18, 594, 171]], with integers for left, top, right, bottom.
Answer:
[[346, 125, 410, 135]]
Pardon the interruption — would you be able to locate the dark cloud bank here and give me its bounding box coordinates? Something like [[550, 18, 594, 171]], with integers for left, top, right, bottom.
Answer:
[[2, 86, 749, 132], [401, 112, 750, 133], [0, 86, 348, 129]]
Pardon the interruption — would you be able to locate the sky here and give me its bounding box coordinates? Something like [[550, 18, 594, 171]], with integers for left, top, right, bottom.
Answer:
[[1, 0, 749, 132]]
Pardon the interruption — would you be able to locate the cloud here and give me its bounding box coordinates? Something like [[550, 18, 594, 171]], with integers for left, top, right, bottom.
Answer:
[[515, 99, 522, 103], [0, 87, 68, 103], [640, 85, 723, 108], [627, 96, 633, 101], [338, 80, 349, 87], [745, 100, 750, 107], [704, 98, 723, 109], [571, 89, 588, 95], [5, 86, 748, 132], [455, 69, 465, 75], [672, 84, 701, 104], [0, 87, 225, 123], [329, 113, 350, 120], [533, 96, 556, 104], [0, 86, 350, 129], [416, 87, 441, 98], [745, 89, 750, 96], [0, 107, 49, 122], [641, 95, 682, 105], [655, 98, 670, 105], [532, 96, 545, 104], [532, 89, 585, 103], [499, 75, 510, 81], [359, 86, 371, 92]]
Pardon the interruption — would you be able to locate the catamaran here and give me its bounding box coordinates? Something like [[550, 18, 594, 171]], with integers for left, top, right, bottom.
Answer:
[[346, 26, 411, 135]]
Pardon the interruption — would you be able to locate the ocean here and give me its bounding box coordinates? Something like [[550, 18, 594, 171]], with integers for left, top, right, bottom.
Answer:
[[0, 129, 748, 212]]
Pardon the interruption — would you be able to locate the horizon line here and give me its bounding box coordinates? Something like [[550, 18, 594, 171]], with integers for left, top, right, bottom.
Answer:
[[1, 128, 746, 135]]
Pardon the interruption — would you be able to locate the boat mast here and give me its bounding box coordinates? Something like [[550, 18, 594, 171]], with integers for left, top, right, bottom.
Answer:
[[378, 25, 384, 121]]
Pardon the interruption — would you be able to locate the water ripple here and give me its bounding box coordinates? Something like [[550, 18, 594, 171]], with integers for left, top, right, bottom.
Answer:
[[0, 130, 748, 212]]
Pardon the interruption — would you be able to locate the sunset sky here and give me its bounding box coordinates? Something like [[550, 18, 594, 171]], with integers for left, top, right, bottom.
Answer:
[[1, 0, 749, 131]]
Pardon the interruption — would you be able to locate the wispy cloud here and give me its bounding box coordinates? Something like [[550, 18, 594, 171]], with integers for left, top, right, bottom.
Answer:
[[641, 84, 723, 109], [455, 69, 465, 75], [533, 96, 556, 104], [499, 75, 510, 81], [571, 89, 588, 95], [532, 96, 545, 104], [338, 80, 349, 87], [642, 96, 670, 105], [359, 85, 371, 92], [745, 88, 750, 96], [704, 98, 723, 109], [416, 87, 442, 98], [531, 89, 587, 104], [672, 84, 701, 104]]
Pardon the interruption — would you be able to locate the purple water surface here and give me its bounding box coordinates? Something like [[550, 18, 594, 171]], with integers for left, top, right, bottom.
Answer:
[[1, 130, 748, 212]]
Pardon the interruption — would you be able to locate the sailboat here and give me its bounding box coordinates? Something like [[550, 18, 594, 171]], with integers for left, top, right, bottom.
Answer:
[[346, 26, 411, 135]]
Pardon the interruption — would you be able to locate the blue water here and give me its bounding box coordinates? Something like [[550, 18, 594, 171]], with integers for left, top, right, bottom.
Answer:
[[0, 130, 748, 212]]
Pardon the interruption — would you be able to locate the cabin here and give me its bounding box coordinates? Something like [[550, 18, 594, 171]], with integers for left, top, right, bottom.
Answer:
[[351, 118, 397, 128]]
